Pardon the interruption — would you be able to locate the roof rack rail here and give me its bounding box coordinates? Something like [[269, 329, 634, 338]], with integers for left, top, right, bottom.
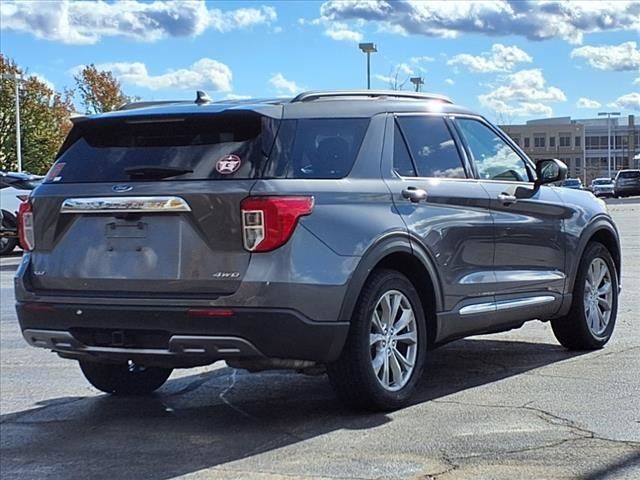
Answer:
[[291, 90, 453, 104], [118, 100, 190, 111]]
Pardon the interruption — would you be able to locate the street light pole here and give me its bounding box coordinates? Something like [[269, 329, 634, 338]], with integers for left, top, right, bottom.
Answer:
[[410, 77, 424, 92], [1, 73, 24, 172], [358, 42, 377, 90], [598, 111, 620, 179]]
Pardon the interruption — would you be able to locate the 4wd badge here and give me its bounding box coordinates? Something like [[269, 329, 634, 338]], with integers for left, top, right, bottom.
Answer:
[[216, 155, 242, 175]]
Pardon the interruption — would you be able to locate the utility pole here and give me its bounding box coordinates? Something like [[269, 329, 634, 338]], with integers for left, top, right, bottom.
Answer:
[[358, 43, 377, 90], [1, 73, 24, 172], [598, 111, 620, 179]]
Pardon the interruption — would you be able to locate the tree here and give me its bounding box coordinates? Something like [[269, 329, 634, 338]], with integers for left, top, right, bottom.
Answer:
[[385, 66, 410, 91], [0, 55, 74, 174], [74, 64, 131, 114]]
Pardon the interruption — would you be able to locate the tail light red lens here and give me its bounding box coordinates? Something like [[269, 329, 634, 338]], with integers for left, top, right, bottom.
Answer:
[[18, 200, 35, 251], [241, 196, 314, 252]]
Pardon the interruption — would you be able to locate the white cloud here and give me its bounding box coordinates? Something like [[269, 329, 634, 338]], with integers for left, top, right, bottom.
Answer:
[[610, 92, 640, 111], [571, 41, 640, 71], [479, 69, 566, 117], [448, 44, 532, 73], [445, 78, 455, 85], [319, 0, 640, 44], [410, 56, 435, 64], [324, 25, 362, 42], [375, 74, 394, 84], [31, 72, 55, 91], [576, 97, 602, 109], [634, 77, 640, 85], [88, 58, 232, 92], [269, 73, 303, 95], [397, 63, 414, 75], [224, 93, 252, 100], [0, 0, 277, 44]]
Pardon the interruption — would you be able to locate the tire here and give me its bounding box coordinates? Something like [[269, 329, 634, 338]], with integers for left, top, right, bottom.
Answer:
[[79, 361, 172, 395], [0, 213, 18, 256], [327, 269, 428, 411], [551, 242, 618, 350]]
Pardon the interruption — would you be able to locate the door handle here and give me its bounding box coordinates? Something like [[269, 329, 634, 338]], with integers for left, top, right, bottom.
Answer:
[[402, 187, 428, 203], [497, 193, 517, 204]]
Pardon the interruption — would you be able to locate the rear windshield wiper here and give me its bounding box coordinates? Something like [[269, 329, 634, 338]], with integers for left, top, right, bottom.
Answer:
[[124, 166, 193, 180]]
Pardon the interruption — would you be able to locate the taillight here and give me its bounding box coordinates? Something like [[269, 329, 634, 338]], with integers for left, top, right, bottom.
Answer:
[[18, 200, 35, 251], [241, 196, 314, 252]]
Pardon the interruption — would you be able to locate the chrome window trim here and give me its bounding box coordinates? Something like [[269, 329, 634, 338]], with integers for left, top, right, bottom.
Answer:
[[60, 196, 192, 214]]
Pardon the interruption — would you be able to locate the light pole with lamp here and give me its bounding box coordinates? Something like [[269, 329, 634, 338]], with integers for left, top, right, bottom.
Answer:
[[1, 73, 25, 172], [598, 111, 620, 179], [358, 42, 377, 90], [410, 77, 424, 92]]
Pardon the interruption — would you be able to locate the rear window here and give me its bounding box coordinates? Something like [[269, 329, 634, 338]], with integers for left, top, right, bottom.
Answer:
[[618, 170, 640, 179], [264, 118, 369, 179], [47, 113, 279, 183]]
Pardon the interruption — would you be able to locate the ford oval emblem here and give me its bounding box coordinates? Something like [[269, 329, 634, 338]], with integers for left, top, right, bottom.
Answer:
[[112, 184, 133, 193]]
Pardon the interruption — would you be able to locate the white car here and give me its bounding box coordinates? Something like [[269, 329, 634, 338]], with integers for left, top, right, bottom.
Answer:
[[590, 178, 615, 198], [0, 172, 43, 255]]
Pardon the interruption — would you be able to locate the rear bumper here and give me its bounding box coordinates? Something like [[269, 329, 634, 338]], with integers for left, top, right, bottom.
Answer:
[[16, 302, 349, 367]]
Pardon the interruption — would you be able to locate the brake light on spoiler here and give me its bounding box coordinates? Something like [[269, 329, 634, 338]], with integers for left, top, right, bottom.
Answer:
[[241, 196, 314, 252]]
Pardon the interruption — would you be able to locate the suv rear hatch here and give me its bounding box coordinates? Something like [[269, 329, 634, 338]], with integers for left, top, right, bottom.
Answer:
[[28, 110, 280, 297]]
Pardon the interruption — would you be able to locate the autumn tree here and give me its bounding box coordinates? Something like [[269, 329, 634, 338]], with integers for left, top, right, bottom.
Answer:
[[0, 55, 74, 174], [74, 64, 131, 114]]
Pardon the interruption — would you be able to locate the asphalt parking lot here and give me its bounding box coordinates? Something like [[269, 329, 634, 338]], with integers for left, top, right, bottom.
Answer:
[[1, 199, 639, 480]]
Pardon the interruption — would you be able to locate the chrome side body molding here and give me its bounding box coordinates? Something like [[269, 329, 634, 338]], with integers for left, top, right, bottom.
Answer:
[[459, 295, 556, 316]]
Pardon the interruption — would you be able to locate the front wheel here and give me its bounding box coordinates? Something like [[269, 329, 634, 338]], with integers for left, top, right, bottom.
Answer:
[[80, 361, 172, 395], [551, 242, 618, 350], [327, 269, 427, 411]]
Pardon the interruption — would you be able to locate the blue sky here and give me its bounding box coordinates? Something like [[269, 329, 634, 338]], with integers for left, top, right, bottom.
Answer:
[[1, 0, 639, 123]]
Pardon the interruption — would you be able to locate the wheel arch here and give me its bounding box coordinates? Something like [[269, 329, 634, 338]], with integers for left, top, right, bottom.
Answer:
[[339, 233, 443, 344], [568, 218, 621, 293]]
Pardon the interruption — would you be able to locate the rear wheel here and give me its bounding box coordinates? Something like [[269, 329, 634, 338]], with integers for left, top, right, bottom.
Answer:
[[551, 242, 618, 350], [79, 361, 172, 395], [327, 269, 427, 411]]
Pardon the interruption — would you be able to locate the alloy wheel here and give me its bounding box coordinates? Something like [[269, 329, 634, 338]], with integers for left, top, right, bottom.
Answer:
[[369, 290, 418, 392], [584, 257, 613, 337]]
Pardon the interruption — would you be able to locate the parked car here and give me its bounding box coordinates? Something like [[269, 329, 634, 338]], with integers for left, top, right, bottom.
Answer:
[[560, 178, 583, 190], [0, 171, 43, 255], [15, 90, 621, 411], [590, 178, 615, 198], [613, 169, 640, 198]]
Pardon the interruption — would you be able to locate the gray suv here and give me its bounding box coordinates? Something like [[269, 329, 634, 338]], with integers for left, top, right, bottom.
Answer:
[[15, 91, 621, 410]]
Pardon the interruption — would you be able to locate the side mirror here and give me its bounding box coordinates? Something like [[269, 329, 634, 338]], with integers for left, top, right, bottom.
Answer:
[[535, 159, 568, 189]]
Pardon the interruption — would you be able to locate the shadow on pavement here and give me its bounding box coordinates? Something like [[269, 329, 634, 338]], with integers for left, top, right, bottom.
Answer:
[[0, 337, 586, 480]]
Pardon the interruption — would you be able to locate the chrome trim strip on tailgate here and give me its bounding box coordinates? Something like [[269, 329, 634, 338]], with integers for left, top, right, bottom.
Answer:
[[60, 196, 191, 213]]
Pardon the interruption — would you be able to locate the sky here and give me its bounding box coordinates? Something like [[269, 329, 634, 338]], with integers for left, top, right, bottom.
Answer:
[[1, 0, 639, 123]]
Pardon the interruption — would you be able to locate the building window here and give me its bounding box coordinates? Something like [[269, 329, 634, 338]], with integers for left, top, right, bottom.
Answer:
[[575, 157, 581, 167], [559, 133, 571, 147], [509, 134, 521, 146], [586, 136, 599, 150], [549, 136, 556, 147], [575, 136, 581, 147], [534, 134, 545, 148], [524, 137, 530, 148]]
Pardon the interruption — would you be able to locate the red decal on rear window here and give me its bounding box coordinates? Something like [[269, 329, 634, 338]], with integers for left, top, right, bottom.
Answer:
[[45, 162, 66, 182], [216, 155, 242, 175]]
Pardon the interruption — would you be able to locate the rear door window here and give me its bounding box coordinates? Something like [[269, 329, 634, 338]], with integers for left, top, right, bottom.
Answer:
[[266, 118, 369, 179], [395, 116, 467, 178], [47, 113, 278, 183]]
